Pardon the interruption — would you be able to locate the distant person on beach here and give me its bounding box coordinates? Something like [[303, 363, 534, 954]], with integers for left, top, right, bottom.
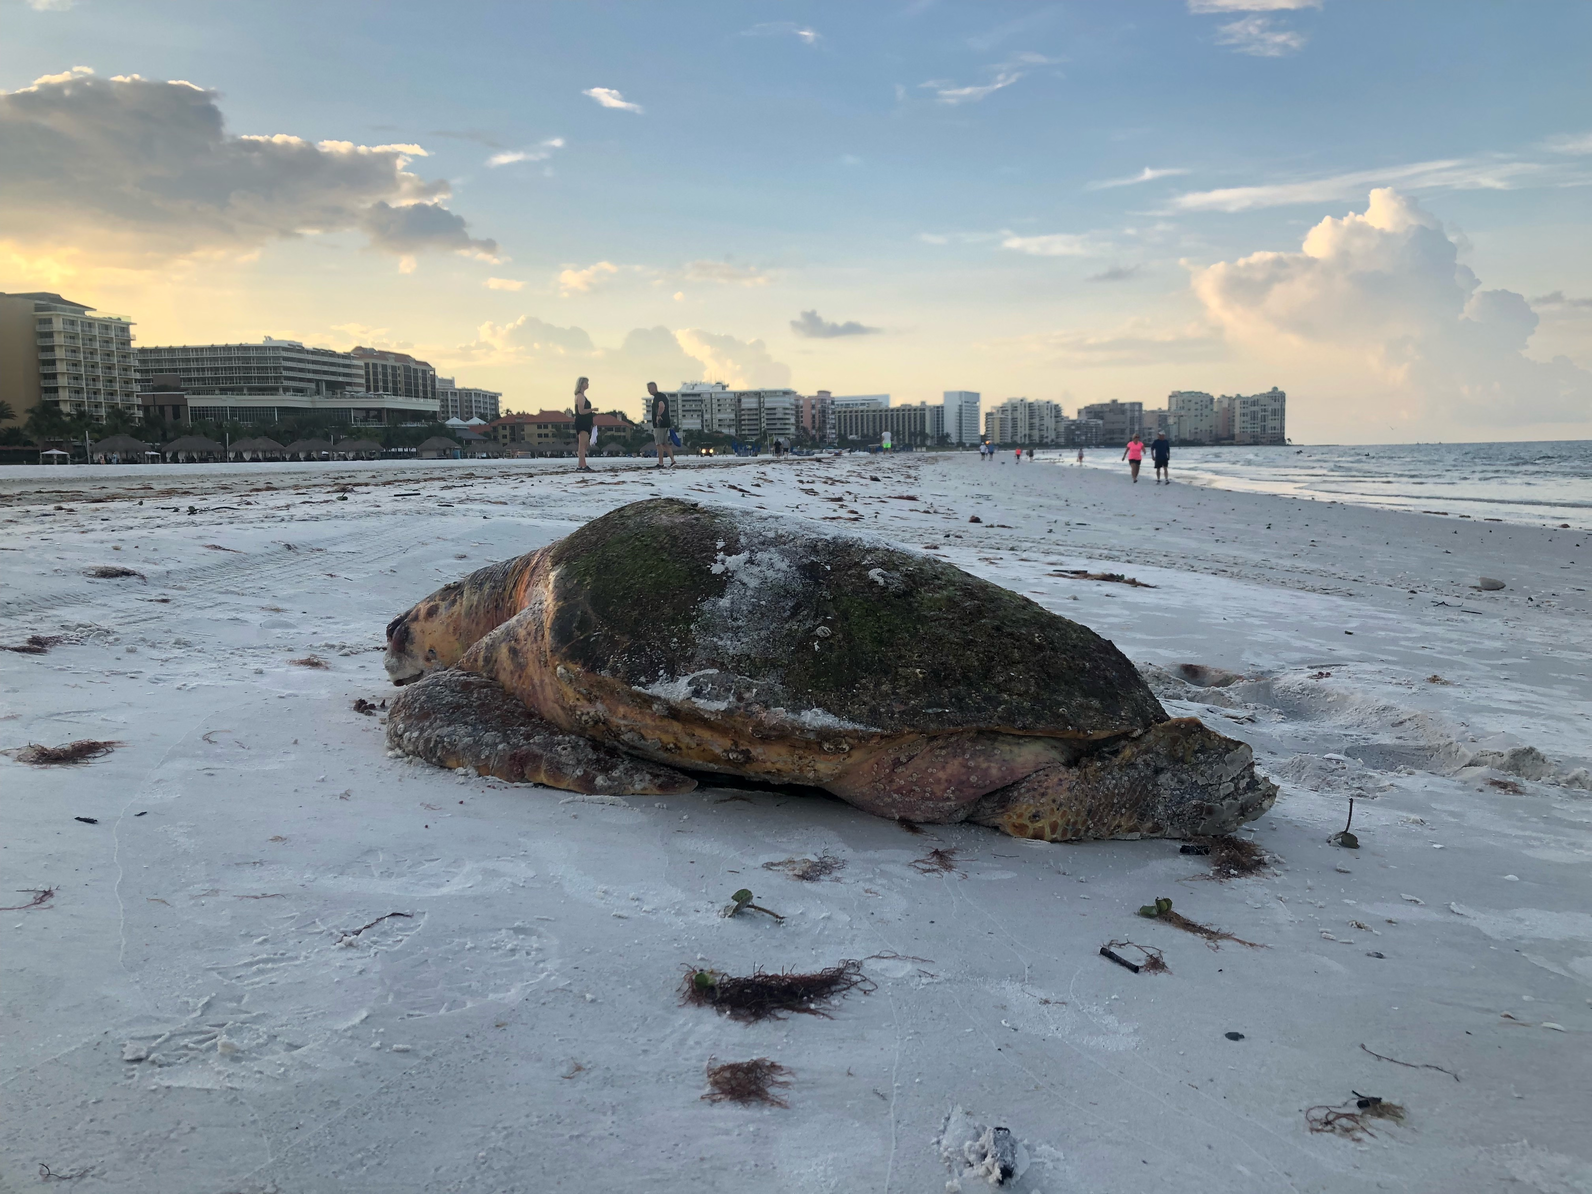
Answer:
[[1026, 447, 1034, 461], [648, 382, 675, 468], [1014, 447, 1022, 465], [1076, 447, 1084, 465], [1151, 430, 1171, 483], [573, 377, 595, 472], [1122, 433, 1144, 482]]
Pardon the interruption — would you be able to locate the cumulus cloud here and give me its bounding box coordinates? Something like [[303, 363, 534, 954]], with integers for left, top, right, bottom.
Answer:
[[557, 261, 620, 295], [457, 316, 792, 393], [1087, 166, 1190, 190], [0, 68, 495, 265], [583, 87, 643, 113], [1214, 15, 1308, 55], [741, 21, 820, 44], [1191, 188, 1592, 426], [485, 277, 525, 291], [684, 260, 770, 286], [487, 138, 564, 167], [790, 310, 880, 338]]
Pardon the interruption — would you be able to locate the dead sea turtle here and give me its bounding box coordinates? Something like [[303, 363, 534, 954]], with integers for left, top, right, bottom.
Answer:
[[383, 498, 1276, 841]]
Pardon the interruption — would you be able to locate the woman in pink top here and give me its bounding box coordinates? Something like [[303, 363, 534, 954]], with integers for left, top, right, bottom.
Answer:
[[1122, 434, 1144, 482]]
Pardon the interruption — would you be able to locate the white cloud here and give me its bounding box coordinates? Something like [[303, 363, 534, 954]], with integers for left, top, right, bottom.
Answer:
[[26, 0, 77, 10], [1214, 15, 1308, 56], [1087, 166, 1190, 190], [485, 277, 525, 291], [999, 319, 1222, 365], [1188, 0, 1319, 10], [923, 71, 1024, 105], [684, 260, 770, 286], [558, 261, 620, 295], [1001, 231, 1099, 257], [0, 69, 495, 265], [1542, 132, 1592, 156], [1086, 265, 1142, 282], [487, 138, 564, 167], [741, 21, 820, 44], [790, 310, 881, 339], [676, 329, 791, 388], [583, 87, 643, 114], [1171, 158, 1549, 212], [1191, 187, 1592, 426]]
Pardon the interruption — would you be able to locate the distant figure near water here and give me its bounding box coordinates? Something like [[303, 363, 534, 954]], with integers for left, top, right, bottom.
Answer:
[[1122, 433, 1144, 482], [573, 377, 595, 472], [1151, 430, 1171, 484], [1076, 447, 1084, 465]]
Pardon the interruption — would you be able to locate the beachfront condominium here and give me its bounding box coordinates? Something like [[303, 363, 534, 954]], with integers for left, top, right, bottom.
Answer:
[[943, 391, 981, 445], [656, 381, 801, 442], [836, 403, 941, 448], [436, 377, 502, 422], [797, 391, 835, 443], [0, 291, 138, 426], [1077, 400, 1144, 445], [984, 398, 1066, 446], [350, 347, 438, 406], [1168, 391, 1216, 444], [137, 337, 365, 396], [1217, 387, 1287, 445]]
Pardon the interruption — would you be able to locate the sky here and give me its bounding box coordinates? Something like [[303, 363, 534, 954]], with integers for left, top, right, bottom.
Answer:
[[2, 0, 1590, 441]]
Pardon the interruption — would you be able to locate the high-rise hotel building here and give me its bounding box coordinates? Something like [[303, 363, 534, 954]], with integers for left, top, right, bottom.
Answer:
[[0, 291, 138, 425]]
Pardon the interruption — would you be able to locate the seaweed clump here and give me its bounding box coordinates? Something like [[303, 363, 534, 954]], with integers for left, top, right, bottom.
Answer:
[[1181, 834, 1269, 880], [703, 1058, 793, 1107], [17, 740, 121, 765], [763, 854, 844, 881], [681, 960, 871, 1022], [1307, 1093, 1406, 1140], [84, 565, 144, 580]]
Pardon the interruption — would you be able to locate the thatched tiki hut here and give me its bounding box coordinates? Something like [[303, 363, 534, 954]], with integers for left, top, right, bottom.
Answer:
[[415, 436, 461, 460], [230, 436, 286, 461], [162, 435, 225, 462], [91, 434, 151, 464], [283, 438, 335, 460], [336, 438, 383, 459]]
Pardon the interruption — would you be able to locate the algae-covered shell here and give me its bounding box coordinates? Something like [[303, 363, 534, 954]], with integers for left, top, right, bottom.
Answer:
[[536, 498, 1165, 741]]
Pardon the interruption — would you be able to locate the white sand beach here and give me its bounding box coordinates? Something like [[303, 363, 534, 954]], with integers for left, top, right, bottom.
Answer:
[[3, 452, 1589, 1193]]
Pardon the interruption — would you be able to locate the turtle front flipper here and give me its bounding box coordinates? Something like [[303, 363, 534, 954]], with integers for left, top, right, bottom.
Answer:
[[966, 718, 1277, 842], [386, 668, 697, 796]]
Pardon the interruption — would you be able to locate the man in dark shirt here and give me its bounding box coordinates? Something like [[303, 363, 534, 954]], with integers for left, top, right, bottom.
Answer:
[[1151, 430, 1171, 484], [648, 381, 676, 468]]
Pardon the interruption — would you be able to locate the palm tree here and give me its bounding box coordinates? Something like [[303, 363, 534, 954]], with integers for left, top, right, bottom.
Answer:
[[0, 400, 15, 424]]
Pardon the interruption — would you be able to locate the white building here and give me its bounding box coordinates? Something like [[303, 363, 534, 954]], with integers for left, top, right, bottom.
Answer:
[[0, 291, 138, 423], [984, 397, 1066, 445], [1167, 391, 1215, 444], [830, 393, 889, 411], [1222, 387, 1286, 445], [943, 390, 981, 445], [137, 337, 365, 397], [662, 381, 801, 441], [436, 377, 502, 422]]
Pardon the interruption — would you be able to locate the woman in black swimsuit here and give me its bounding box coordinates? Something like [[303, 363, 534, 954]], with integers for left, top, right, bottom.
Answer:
[[573, 376, 595, 471]]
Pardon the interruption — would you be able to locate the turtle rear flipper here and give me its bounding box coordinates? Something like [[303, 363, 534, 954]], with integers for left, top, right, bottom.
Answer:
[[968, 718, 1277, 842], [387, 668, 697, 796]]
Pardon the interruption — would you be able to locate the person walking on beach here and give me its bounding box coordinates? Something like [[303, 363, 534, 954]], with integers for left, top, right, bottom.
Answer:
[[1122, 433, 1144, 482], [1076, 446, 1084, 465], [648, 381, 675, 469], [1013, 447, 1022, 465], [1150, 430, 1171, 484], [573, 377, 596, 471]]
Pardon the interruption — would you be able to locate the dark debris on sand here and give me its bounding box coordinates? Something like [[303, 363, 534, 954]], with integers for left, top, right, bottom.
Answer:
[[702, 1058, 793, 1108], [17, 740, 121, 765], [289, 655, 329, 669], [3, 634, 69, 655], [1181, 834, 1270, 880], [1307, 1094, 1406, 1141], [681, 960, 872, 1022], [911, 847, 961, 875], [83, 565, 144, 580], [763, 853, 844, 881]]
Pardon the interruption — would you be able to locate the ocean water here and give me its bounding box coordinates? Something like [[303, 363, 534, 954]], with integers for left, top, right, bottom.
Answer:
[[1064, 441, 1592, 531]]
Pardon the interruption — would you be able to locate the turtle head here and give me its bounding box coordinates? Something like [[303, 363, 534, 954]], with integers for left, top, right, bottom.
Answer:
[[384, 581, 471, 685]]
